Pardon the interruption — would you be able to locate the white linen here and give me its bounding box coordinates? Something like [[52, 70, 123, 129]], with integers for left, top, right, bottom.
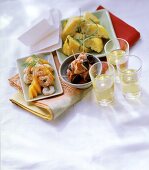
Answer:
[[18, 9, 61, 53], [18, 19, 56, 46], [1, 0, 149, 170]]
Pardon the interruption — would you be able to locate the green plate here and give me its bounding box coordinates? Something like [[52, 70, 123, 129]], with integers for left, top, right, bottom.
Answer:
[[56, 9, 117, 64], [17, 53, 63, 102]]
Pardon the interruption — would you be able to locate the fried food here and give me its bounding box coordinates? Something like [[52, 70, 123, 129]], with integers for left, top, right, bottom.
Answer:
[[61, 12, 109, 56]]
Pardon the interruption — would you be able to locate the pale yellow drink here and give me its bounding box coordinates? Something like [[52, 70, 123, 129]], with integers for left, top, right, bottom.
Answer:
[[120, 69, 141, 98], [107, 49, 126, 69], [93, 74, 114, 105]]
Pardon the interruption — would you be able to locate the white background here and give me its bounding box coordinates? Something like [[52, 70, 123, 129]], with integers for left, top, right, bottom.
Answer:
[[1, 0, 149, 169]]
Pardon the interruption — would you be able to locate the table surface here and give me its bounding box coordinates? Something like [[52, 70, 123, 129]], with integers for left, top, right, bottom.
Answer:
[[1, 0, 149, 169]]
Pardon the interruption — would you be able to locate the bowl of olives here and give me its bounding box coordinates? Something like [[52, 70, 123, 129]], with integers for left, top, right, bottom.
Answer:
[[59, 53, 101, 89]]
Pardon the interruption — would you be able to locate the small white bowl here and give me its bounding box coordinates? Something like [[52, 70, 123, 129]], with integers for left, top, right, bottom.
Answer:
[[59, 53, 101, 89]]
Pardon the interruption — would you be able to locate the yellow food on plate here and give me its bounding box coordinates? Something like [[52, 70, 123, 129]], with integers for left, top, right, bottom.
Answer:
[[85, 37, 103, 53], [47, 71, 55, 85], [81, 24, 109, 39], [39, 58, 49, 64], [61, 12, 109, 56], [83, 12, 99, 24], [29, 83, 38, 99], [62, 16, 82, 41], [32, 76, 41, 94], [62, 35, 89, 56], [25, 57, 34, 64], [62, 19, 68, 29], [74, 33, 103, 53], [23, 55, 55, 99], [97, 25, 109, 39], [73, 33, 84, 40]]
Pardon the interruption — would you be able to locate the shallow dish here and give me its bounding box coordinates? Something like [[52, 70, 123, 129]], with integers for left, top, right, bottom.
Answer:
[[17, 53, 63, 102], [56, 9, 117, 64], [59, 53, 101, 89]]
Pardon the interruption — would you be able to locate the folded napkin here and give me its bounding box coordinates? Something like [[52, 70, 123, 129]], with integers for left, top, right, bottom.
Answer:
[[97, 6, 140, 47], [18, 9, 62, 54], [9, 54, 91, 120]]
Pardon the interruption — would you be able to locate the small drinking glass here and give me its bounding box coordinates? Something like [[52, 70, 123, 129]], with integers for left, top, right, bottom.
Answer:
[[89, 62, 115, 106], [104, 38, 129, 68], [117, 55, 142, 99], [104, 38, 129, 82]]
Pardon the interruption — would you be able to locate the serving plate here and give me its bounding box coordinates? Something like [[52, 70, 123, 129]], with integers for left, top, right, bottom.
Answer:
[[17, 53, 63, 102], [56, 9, 117, 64]]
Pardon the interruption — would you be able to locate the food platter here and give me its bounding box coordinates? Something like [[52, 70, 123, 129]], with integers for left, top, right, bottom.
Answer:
[[17, 53, 63, 102], [56, 9, 117, 64]]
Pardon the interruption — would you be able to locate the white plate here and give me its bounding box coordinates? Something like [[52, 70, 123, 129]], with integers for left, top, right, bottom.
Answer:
[[17, 53, 63, 102], [56, 9, 117, 64]]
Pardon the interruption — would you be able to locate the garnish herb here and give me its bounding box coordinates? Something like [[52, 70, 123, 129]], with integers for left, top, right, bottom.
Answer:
[[73, 15, 99, 52], [22, 55, 40, 67], [89, 18, 97, 25]]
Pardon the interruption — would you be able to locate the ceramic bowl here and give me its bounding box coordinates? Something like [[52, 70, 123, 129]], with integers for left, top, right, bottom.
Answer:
[[59, 53, 101, 89]]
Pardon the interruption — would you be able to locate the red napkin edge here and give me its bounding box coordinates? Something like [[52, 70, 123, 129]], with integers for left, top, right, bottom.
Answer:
[[96, 6, 141, 47]]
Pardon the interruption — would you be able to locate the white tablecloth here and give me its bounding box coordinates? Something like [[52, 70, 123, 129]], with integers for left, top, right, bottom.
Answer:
[[1, 0, 149, 169]]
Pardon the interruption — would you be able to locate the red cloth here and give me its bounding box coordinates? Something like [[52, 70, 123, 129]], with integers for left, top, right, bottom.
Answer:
[[97, 6, 140, 47]]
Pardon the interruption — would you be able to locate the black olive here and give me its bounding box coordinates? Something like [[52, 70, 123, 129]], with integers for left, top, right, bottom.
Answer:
[[29, 70, 33, 74], [87, 55, 96, 64], [71, 74, 82, 84], [85, 74, 91, 82], [68, 64, 72, 71], [82, 59, 89, 70]]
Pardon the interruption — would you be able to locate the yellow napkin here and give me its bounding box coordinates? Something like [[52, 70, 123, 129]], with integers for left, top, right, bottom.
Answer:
[[9, 55, 91, 120], [10, 92, 52, 120]]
